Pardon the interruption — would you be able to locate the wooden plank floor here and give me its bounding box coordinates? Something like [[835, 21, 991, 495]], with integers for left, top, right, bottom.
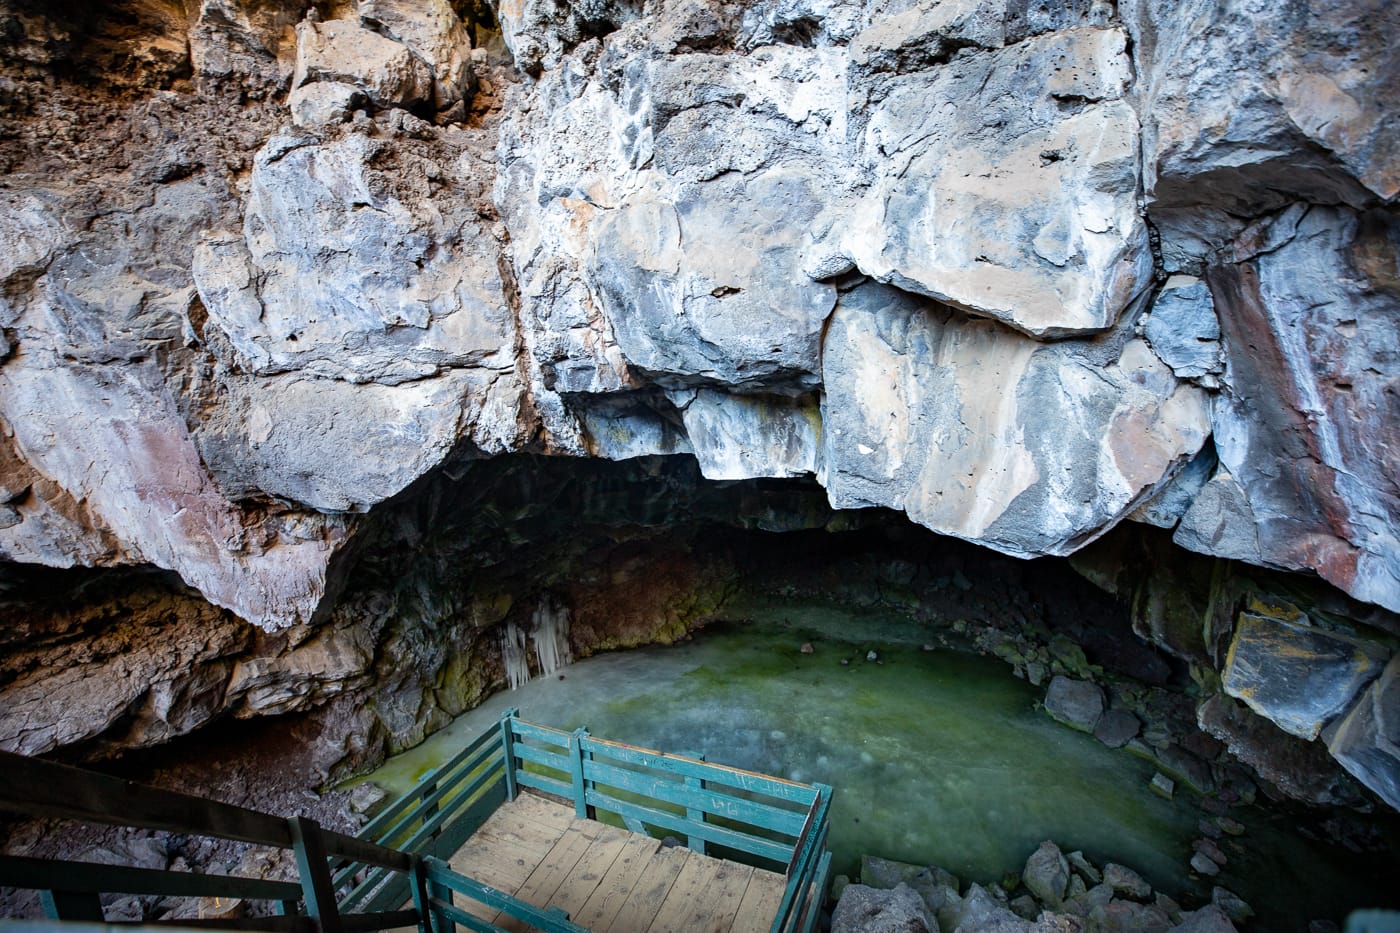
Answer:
[[448, 791, 787, 933]]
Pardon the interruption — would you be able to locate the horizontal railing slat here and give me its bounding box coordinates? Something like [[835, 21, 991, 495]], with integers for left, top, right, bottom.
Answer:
[[513, 770, 572, 799], [357, 728, 505, 841], [582, 788, 790, 864], [368, 757, 505, 852], [337, 909, 421, 933], [423, 859, 587, 932], [580, 737, 815, 805], [507, 721, 571, 747], [583, 760, 806, 837], [320, 828, 411, 873], [0, 855, 302, 902], [0, 751, 292, 849], [511, 744, 571, 775], [428, 896, 508, 933], [107, 915, 311, 932]]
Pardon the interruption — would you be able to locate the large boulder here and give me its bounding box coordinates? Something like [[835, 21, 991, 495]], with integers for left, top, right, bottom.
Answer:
[[1326, 654, 1400, 810], [831, 882, 938, 933], [847, 27, 1152, 338], [1222, 609, 1389, 741], [1176, 206, 1400, 613], [821, 283, 1210, 557], [1022, 841, 1070, 908]]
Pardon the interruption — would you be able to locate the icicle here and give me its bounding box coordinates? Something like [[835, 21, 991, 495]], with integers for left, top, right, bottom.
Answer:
[[500, 620, 532, 690], [532, 597, 573, 678]]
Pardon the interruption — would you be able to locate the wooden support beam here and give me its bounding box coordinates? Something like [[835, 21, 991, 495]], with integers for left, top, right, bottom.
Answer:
[[0, 751, 291, 849], [0, 855, 302, 902]]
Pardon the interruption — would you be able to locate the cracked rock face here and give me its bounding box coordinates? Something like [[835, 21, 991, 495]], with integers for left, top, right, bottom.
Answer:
[[1, 0, 1398, 803]]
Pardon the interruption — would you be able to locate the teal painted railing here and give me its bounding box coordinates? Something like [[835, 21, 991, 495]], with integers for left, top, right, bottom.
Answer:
[[0, 711, 832, 933], [492, 711, 832, 933]]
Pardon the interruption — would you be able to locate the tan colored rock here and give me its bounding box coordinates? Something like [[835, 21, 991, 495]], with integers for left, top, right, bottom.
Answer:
[[292, 18, 434, 111]]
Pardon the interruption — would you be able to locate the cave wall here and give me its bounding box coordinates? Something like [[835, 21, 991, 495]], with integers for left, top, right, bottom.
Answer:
[[0, 0, 1397, 808]]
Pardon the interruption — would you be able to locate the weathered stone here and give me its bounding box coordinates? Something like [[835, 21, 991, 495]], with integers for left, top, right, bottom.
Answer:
[[848, 28, 1151, 338], [348, 781, 390, 817], [1127, 0, 1396, 241], [1093, 709, 1141, 748], [1149, 772, 1175, 799], [1044, 677, 1105, 734], [590, 171, 836, 389], [1222, 610, 1389, 741], [821, 284, 1210, 558], [291, 19, 434, 111], [1326, 654, 1400, 810], [831, 882, 937, 933], [1023, 841, 1070, 908], [1188, 852, 1220, 877], [944, 883, 1031, 932], [1182, 207, 1400, 613], [1102, 863, 1151, 900], [1089, 900, 1171, 933], [358, 0, 473, 115], [670, 389, 819, 480], [1197, 694, 1363, 806], [288, 81, 360, 128], [1143, 277, 1222, 382], [1169, 904, 1238, 933], [1065, 851, 1101, 886], [1156, 744, 1214, 795]]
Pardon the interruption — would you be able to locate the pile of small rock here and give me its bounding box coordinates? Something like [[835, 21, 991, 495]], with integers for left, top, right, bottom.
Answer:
[[830, 847, 1253, 933]]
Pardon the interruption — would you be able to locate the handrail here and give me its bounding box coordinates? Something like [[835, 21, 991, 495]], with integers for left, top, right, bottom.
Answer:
[[0, 713, 833, 933]]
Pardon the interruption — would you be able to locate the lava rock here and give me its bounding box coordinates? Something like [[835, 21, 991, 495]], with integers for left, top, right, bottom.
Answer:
[[831, 882, 937, 933], [1211, 887, 1254, 924], [1189, 852, 1221, 876], [1094, 709, 1141, 748], [1103, 863, 1151, 900], [1045, 677, 1106, 734], [1169, 904, 1239, 932], [1023, 841, 1070, 907]]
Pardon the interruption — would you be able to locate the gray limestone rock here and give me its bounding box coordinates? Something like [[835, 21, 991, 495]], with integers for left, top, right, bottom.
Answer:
[[848, 27, 1151, 338], [1187, 206, 1400, 613], [1022, 841, 1070, 908], [1102, 863, 1151, 900], [1143, 277, 1222, 382], [821, 283, 1210, 559], [1044, 677, 1106, 734], [291, 18, 434, 112], [831, 882, 938, 933], [589, 171, 836, 389], [1094, 709, 1141, 748], [1169, 905, 1238, 933], [358, 0, 473, 116]]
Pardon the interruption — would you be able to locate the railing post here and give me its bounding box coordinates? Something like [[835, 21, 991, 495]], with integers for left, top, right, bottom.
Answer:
[[289, 816, 344, 933], [426, 874, 455, 933], [683, 753, 707, 855], [39, 889, 104, 923], [408, 856, 433, 933], [499, 708, 519, 802], [568, 729, 590, 819]]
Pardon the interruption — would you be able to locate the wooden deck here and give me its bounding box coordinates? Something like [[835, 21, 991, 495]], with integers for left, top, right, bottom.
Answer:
[[447, 791, 787, 933]]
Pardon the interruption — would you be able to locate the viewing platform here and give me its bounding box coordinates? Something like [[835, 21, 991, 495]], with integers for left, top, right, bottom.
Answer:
[[0, 711, 833, 933]]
